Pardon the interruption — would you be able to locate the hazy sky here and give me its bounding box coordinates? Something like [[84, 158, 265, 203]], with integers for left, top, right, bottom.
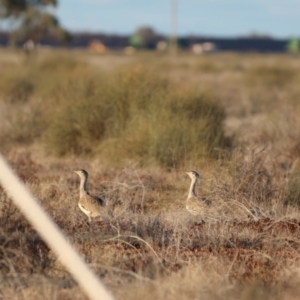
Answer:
[[55, 0, 300, 38]]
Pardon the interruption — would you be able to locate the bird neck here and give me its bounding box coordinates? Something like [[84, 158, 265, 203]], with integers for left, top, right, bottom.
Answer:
[[79, 176, 88, 197], [188, 177, 198, 198]]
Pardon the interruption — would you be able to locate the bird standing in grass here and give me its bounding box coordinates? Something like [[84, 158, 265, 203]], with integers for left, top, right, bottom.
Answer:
[[185, 171, 212, 216], [185, 171, 254, 220], [74, 169, 105, 222]]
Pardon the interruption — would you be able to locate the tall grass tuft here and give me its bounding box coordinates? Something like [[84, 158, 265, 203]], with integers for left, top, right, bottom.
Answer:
[[246, 64, 296, 87], [5, 77, 34, 104], [232, 149, 277, 205], [45, 65, 228, 168], [0, 53, 88, 149], [286, 168, 300, 206]]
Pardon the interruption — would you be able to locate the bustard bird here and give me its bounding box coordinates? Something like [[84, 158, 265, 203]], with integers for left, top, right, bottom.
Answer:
[[185, 171, 212, 216], [185, 171, 255, 220], [74, 169, 105, 221]]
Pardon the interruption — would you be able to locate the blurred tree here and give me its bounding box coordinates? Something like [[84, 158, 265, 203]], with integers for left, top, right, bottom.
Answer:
[[287, 38, 300, 54], [129, 26, 158, 49], [0, 0, 69, 45]]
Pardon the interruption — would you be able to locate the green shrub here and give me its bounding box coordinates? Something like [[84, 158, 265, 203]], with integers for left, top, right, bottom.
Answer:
[[46, 99, 107, 155], [286, 172, 300, 206], [45, 65, 229, 168], [196, 60, 218, 72], [37, 53, 83, 73], [246, 65, 296, 87], [5, 77, 34, 103], [0, 53, 229, 167], [0, 102, 45, 147]]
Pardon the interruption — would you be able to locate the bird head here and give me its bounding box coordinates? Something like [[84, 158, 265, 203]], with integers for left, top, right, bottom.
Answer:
[[74, 169, 89, 178], [185, 171, 200, 180]]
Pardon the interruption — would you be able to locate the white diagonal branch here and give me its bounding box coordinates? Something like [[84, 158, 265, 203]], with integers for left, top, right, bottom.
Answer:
[[0, 153, 114, 300]]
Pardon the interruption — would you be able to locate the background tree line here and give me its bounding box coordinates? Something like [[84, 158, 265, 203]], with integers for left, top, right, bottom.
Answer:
[[0, 0, 68, 45]]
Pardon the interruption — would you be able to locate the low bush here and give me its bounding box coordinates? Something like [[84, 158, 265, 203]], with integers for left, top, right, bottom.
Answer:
[[45, 65, 229, 168], [5, 77, 34, 103], [246, 65, 296, 87], [286, 171, 300, 206]]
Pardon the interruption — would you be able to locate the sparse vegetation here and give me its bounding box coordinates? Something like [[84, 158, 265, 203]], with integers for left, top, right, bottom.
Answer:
[[1, 49, 300, 299], [0, 53, 228, 168], [246, 64, 296, 87]]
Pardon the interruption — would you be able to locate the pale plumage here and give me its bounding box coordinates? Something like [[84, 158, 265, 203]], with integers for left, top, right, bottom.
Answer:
[[185, 171, 213, 216], [185, 171, 257, 220], [74, 169, 105, 221]]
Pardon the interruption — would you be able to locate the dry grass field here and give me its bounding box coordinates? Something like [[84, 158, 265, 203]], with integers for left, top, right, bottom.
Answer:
[[1, 48, 300, 299]]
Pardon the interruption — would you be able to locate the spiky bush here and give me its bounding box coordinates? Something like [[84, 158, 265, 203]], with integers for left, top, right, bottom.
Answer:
[[45, 65, 228, 168], [246, 64, 296, 87]]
